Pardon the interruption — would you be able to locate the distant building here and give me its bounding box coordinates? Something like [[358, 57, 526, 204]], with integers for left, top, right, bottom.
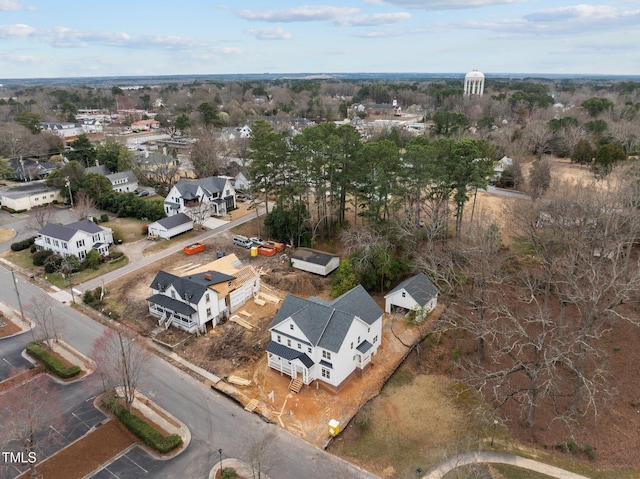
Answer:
[[464, 69, 485, 96], [0, 181, 62, 211], [35, 219, 113, 259]]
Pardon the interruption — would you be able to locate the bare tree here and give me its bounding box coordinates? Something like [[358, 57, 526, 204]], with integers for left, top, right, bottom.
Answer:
[[527, 156, 551, 200], [25, 296, 62, 351], [243, 432, 275, 479], [74, 190, 96, 220], [28, 207, 55, 231], [134, 152, 180, 196], [185, 202, 215, 229], [92, 329, 151, 412], [0, 376, 64, 479], [190, 131, 229, 178]]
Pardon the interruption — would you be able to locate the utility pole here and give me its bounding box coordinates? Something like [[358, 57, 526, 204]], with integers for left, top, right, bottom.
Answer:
[[65, 176, 74, 208], [11, 270, 32, 341]]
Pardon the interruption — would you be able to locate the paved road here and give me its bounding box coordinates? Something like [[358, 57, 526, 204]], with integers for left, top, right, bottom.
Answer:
[[423, 451, 592, 479], [77, 206, 267, 294], [0, 267, 378, 479]]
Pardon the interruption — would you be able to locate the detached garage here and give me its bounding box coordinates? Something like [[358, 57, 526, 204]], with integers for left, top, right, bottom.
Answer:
[[290, 248, 340, 276], [384, 273, 438, 319], [147, 213, 193, 240]]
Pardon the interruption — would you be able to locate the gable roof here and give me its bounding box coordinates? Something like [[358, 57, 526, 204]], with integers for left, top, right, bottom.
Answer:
[[85, 165, 111, 175], [39, 218, 105, 241], [270, 285, 383, 353], [290, 248, 339, 266], [150, 269, 236, 304], [385, 273, 438, 307], [173, 176, 229, 199], [107, 170, 137, 184], [152, 213, 192, 230]]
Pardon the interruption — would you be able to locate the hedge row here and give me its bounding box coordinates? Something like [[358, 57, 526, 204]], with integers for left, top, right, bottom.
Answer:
[[104, 396, 182, 453], [11, 236, 36, 251], [26, 341, 81, 379]]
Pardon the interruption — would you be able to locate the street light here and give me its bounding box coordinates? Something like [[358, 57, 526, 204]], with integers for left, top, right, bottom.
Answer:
[[218, 448, 223, 478]]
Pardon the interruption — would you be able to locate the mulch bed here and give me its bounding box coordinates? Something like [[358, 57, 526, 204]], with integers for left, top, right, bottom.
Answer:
[[16, 420, 136, 479], [0, 314, 22, 337]]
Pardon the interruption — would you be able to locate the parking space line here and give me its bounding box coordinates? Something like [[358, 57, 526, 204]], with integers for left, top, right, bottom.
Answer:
[[104, 467, 120, 478], [124, 453, 148, 474], [72, 411, 93, 430]]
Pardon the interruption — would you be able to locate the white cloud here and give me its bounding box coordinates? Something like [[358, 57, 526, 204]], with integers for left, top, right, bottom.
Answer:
[[238, 5, 360, 22], [335, 12, 411, 27], [379, 0, 523, 9], [0, 23, 36, 37], [0, 0, 30, 11], [245, 26, 292, 40]]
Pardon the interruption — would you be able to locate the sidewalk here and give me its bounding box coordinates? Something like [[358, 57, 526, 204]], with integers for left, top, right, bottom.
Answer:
[[422, 451, 592, 479]]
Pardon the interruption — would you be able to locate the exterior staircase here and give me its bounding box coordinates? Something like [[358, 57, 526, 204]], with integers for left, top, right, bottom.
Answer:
[[288, 377, 303, 394]]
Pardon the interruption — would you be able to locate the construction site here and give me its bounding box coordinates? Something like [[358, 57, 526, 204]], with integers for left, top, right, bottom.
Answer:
[[106, 227, 433, 448]]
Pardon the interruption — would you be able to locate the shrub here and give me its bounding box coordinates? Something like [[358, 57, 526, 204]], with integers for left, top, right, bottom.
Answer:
[[11, 237, 35, 251], [83, 290, 94, 304], [583, 444, 596, 460], [30, 244, 37, 253], [110, 251, 124, 260], [26, 341, 81, 379], [104, 396, 182, 453], [221, 468, 237, 479], [32, 249, 54, 266], [100, 213, 109, 222], [44, 254, 63, 274]]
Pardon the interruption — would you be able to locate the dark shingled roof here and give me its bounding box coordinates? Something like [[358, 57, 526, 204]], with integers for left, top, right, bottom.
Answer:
[[39, 219, 105, 241], [385, 273, 438, 308], [290, 247, 339, 266], [174, 176, 229, 199], [153, 213, 193, 230], [146, 294, 196, 316], [266, 341, 314, 368], [149, 269, 236, 305], [270, 285, 383, 353]]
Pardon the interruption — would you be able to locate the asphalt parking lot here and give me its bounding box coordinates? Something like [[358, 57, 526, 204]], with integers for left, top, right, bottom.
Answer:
[[89, 446, 165, 478]]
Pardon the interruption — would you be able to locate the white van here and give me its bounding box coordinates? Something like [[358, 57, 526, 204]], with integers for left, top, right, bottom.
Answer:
[[233, 235, 253, 248]]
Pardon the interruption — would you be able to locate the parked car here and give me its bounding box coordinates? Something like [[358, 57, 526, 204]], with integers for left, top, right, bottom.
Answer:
[[233, 235, 253, 248], [137, 190, 149, 197], [249, 237, 265, 246]]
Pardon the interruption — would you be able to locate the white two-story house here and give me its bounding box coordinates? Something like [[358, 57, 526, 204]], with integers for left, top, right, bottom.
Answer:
[[35, 219, 113, 259], [163, 176, 236, 219], [266, 285, 383, 392], [147, 260, 260, 334]]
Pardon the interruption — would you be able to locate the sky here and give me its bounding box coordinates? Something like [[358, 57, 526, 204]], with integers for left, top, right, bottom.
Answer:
[[0, 0, 638, 79]]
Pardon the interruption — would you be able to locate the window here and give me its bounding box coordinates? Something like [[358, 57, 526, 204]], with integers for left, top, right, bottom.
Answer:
[[350, 342, 353, 349], [205, 293, 210, 302], [46, 238, 51, 244], [373, 335, 378, 344], [308, 347, 312, 354], [287, 339, 291, 347], [357, 336, 360, 343], [76, 239, 85, 248], [63, 242, 68, 249], [54, 240, 59, 247], [277, 335, 281, 343], [297, 343, 301, 349], [402, 292, 406, 298], [171, 291, 176, 299], [290, 324, 294, 330], [321, 368, 331, 379], [368, 327, 370, 333], [206, 308, 211, 317], [322, 350, 332, 360]]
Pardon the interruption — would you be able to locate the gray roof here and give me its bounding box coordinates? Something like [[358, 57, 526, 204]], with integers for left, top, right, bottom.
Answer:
[[0, 180, 58, 199], [385, 273, 438, 307], [152, 213, 192, 230], [174, 176, 229, 199], [146, 294, 196, 316], [270, 285, 383, 353], [39, 219, 105, 241], [107, 170, 138, 184], [266, 341, 314, 368], [290, 248, 339, 266], [85, 165, 111, 175], [150, 269, 236, 305]]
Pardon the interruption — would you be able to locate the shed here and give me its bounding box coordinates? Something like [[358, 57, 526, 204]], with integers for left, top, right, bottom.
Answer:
[[147, 213, 193, 240], [290, 248, 340, 276], [384, 273, 438, 318]]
